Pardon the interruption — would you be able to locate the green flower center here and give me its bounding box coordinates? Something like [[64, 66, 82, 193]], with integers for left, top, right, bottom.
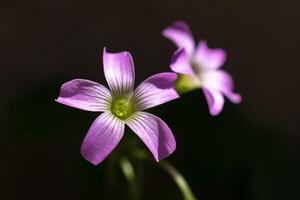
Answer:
[[175, 74, 199, 95], [111, 98, 133, 120]]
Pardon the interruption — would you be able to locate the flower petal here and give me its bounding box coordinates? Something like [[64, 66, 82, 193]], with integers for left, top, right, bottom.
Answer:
[[170, 48, 195, 75], [125, 112, 176, 161], [80, 112, 125, 165], [103, 48, 135, 97], [224, 92, 242, 104], [203, 70, 241, 104], [195, 40, 226, 70], [133, 73, 179, 110], [56, 79, 112, 112], [202, 87, 225, 116], [162, 21, 195, 55]]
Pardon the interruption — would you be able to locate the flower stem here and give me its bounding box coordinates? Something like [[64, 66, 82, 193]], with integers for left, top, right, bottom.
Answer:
[[119, 157, 139, 200], [159, 161, 197, 200], [131, 148, 197, 200]]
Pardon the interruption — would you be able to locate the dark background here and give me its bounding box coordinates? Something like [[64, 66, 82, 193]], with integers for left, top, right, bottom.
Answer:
[[1, 0, 299, 199]]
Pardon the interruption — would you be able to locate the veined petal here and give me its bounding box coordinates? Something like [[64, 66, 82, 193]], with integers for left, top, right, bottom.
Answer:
[[203, 70, 242, 104], [103, 48, 135, 97], [170, 48, 195, 75], [202, 87, 225, 116], [195, 40, 226, 70], [162, 21, 195, 55], [125, 112, 176, 162], [56, 79, 111, 112], [133, 73, 179, 110], [81, 112, 125, 165]]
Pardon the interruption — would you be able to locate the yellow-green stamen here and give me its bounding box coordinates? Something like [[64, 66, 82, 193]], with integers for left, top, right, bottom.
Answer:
[[111, 98, 133, 120]]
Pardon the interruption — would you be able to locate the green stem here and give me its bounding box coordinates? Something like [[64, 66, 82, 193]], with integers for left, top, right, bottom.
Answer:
[[160, 161, 197, 200], [131, 148, 197, 200], [119, 157, 139, 200]]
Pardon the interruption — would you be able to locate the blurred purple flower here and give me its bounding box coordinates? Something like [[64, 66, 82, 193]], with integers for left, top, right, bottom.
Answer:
[[56, 48, 178, 165], [163, 21, 241, 116]]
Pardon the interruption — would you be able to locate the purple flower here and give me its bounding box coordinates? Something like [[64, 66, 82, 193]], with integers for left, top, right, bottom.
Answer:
[[56, 48, 179, 165], [163, 21, 241, 116]]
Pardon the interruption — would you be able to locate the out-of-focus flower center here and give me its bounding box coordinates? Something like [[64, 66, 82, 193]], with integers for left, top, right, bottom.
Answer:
[[175, 59, 206, 95], [111, 98, 133, 120], [190, 59, 204, 78], [190, 58, 207, 83]]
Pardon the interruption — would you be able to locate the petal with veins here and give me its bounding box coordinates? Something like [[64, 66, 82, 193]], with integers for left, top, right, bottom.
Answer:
[[56, 79, 111, 112], [126, 112, 176, 162], [81, 112, 125, 165], [133, 73, 179, 110], [103, 48, 135, 97]]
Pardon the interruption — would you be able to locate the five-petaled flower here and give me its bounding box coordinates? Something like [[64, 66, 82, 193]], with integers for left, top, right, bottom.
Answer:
[[163, 21, 241, 116], [56, 48, 178, 165]]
